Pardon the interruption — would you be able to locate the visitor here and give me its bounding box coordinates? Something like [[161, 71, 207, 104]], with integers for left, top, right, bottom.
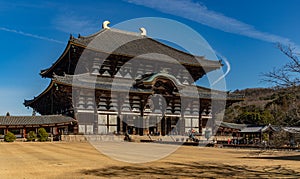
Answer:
[[227, 138, 231, 145]]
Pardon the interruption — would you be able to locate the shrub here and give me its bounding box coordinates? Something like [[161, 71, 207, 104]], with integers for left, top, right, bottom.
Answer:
[[37, 128, 49, 142], [26, 131, 37, 141], [4, 131, 16, 142], [269, 130, 289, 148]]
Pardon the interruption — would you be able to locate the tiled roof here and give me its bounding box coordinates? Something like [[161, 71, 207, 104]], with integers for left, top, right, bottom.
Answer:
[[0, 115, 75, 126], [283, 127, 300, 134], [71, 28, 221, 68], [41, 28, 222, 78], [53, 73, 243, 100], [218, 121, 248, 130], [239, 125, 280, 133], [240, 126, 263, 133]]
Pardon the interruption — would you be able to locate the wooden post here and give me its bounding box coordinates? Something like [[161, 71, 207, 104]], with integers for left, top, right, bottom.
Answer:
[[260, 130, 263, 144], [23, 126, 26, 139], [157, 116, 161, 135], [139, 98, 144, 136]]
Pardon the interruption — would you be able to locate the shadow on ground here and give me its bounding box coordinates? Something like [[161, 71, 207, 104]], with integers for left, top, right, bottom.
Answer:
[[80, 161, 300, 178], [244, 155, 300, 161]]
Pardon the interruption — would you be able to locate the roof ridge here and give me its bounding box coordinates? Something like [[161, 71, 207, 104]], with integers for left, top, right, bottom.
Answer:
[[76, 28, 143, 40], [109, 28, 142, 37]]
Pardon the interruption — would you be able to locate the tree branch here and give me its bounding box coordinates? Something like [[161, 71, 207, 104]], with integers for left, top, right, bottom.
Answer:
[[261, 43, 300, 87]]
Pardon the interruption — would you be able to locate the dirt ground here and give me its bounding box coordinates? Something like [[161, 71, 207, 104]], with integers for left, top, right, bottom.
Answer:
[[0, 142, 299, 178]]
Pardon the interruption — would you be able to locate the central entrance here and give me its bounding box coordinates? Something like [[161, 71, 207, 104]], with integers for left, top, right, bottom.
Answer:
[[165, 116, 180, 135]]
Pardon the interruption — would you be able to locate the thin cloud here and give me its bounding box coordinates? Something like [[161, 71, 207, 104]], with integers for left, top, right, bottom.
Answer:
[[0, 27, 64, 44], [126, 0, 299, 51], [53, 14, 98, 35]]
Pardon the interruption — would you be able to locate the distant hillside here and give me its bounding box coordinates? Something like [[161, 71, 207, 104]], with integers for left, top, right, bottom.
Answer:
[[224, 86, 300, 126]]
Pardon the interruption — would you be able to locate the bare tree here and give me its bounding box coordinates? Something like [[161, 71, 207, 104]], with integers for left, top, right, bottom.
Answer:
[[262, 43, 300, 87], [261, 43, 300, 127]]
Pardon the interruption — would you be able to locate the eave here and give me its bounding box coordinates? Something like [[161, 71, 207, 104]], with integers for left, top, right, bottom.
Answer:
[[40, 40, 72, 78]]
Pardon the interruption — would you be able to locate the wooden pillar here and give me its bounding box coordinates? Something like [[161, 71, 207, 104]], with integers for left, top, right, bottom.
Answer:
[[139, 98, 144, 136], [177, 117, 183, 135], [157, 117, 161, 135], [199, 99, 204, 134], [93, 113, 98, 134], [260, 131, 262, 143], [161, 117, 166, 136], [122, 115, 127, 133], [199, 115, 202, 134], [23, 127, 26, 138], [118, 116, 122, 134]]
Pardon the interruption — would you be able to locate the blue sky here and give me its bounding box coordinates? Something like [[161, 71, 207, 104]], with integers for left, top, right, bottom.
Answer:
[[0, 0, 299, 115]]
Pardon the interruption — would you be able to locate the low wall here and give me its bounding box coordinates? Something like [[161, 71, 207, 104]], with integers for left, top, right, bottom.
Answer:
[[60, 135, 124, 142], [60, 135, 87, 142]]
